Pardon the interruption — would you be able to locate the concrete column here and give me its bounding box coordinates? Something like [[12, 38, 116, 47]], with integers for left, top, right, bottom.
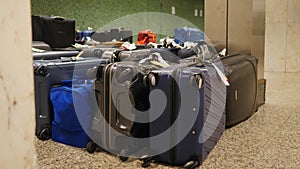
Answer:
[[0, 0, 35, 168]]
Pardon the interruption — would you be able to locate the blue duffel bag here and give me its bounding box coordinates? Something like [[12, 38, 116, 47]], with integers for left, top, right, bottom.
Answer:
[[174, 27, 205, 43], [50, 80, 95, 148]]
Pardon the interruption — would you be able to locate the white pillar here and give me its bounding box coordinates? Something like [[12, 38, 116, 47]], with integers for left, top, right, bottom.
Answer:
[[0, 0, 35, 168]]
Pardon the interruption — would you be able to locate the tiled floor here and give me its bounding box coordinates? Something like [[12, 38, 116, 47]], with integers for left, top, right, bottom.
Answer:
[[35, 72, 300, 169]]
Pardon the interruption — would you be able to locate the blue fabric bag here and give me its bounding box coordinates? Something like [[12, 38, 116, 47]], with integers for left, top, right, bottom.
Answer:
[[174, 27, 204, 43], [50, 80, 95, 148]]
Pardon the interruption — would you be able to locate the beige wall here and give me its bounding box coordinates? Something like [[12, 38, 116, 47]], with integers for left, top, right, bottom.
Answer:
[[0, 0, 35, 169], [205, 0, 265, 79], [265, 0, 300, 72], [204, 0, 227, 47]]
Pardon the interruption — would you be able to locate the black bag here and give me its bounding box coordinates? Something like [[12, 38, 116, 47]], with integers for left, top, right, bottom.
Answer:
[[31, 15, 75, 48], [32, 15, 44, 41], [42, 16, 75, 48]]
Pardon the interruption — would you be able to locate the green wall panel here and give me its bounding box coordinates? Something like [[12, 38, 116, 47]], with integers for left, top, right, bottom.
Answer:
[[31, 0, 204, 33]]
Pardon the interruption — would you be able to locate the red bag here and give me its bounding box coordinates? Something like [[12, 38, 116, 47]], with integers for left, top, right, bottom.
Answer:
[[136, 30, 156, 44]]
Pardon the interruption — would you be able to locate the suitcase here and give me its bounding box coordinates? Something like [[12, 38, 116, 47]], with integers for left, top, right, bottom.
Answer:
[[221, 54, 258, 127], [32, 41, 52, 51], [256, 79, 266, 108], [256, 79, 267, 109], [118, 48, 181, 63], [34, 57, 109, 140], [98, 48, 124, 63], [119, 29, 133, 43], [109, 28, 120, 41], [50, 81, 94, 148], [174, 27, 205, 43], [33, 46, 120, 60], [118, 49, 152, 62], [139, 63, 226, 168], [87, 62, 146, 157], [33, 51, 79, 60], [92, 31, 111, 42]]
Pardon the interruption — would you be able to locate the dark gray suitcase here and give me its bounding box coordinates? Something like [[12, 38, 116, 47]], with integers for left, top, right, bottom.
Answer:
[[92, 31, 111, 42], [33, 51, 79, 60], [221, 54, 258, 127], [119, 29, 133, 43], [87, 62, 145, 161], [32, 41, 52, 51], [34, 57, 109, 140]]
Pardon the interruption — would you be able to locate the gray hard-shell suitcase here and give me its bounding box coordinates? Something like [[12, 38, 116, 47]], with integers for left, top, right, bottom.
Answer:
[[34, 57, 109, 140], [33, 51, 79, 60], [86, 61, 152, 160]]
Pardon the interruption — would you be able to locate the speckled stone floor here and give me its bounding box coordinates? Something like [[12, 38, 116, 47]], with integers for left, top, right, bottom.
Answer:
[[35, 72, 300, 169]]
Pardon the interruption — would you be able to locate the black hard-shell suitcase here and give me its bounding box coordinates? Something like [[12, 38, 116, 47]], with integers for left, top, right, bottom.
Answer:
[[92, 29, 132, 43], [118, 48, 181, 63], [92, 31, 110, 42], [110, 28, 120, 41], [119, 29, 133, 43], [139, 63, 226, 168], [221, 54, 258, 127], [33, 47, 122, 61], [87, 62, 150, 160], [34, 57, 109, 140]]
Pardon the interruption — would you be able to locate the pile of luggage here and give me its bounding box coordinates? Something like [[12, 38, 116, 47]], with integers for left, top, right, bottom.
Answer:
[[32, 15, 259, 169]]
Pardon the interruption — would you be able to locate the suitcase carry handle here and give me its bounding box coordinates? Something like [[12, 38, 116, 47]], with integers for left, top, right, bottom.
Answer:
[[52, 16, 67, 23]]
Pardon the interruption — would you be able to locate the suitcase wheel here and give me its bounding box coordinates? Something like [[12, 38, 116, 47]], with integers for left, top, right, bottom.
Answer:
[[119, 156, 128, 162], [141, 156, 154, 168], [86, 141, 97, 154], [35, 65, 48, 76], [119, 148, 129, 162], [183, 160, 200, 169], [37, 127, 51, 140]]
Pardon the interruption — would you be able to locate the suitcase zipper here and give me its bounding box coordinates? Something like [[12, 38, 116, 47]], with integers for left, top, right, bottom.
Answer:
[[234, 90, 238, 101]]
